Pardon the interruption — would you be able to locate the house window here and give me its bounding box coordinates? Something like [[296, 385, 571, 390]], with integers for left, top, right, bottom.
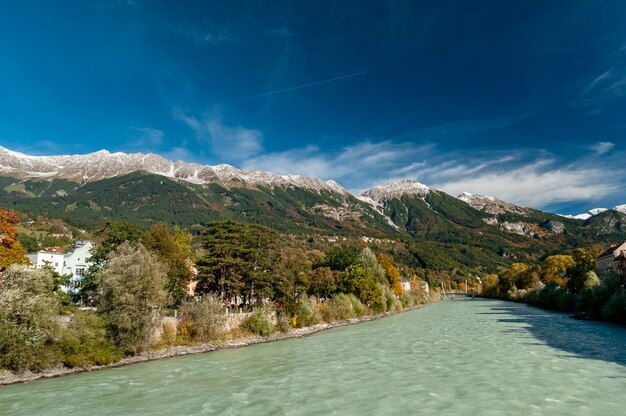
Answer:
[[73, 280, 82, 288], [76, 268, 85, 276]]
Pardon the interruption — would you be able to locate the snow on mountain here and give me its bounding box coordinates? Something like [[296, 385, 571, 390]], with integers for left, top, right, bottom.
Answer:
[[0, 146, 349, 195], [457, 192, 531, 215], [359, 179, 431, 203], [561, 207, 609, 220], [561, 213, 592, 220], [589, 208, 608, 216], [559, 206, 626, 220]]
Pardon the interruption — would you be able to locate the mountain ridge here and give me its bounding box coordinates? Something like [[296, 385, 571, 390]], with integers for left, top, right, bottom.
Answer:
[[2, 145, 624, 217], [0, 146, 348, 196]]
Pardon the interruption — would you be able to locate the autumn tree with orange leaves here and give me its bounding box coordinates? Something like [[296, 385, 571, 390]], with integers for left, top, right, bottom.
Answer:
[[378, 253, 404, 297], [0, 209, 27, 272]]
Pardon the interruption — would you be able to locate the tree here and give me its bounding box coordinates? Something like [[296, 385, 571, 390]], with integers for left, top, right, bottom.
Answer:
[[81, 221, 143, 304], [274, 246, 312, 305], [96, 242, 168, 354], [0, 267, 60, 372], [89, 221, 144, 266], [0, 209, 27, 272], [308, 267, 338, 299], [378, 254, 404, 297], [360, 248, 386, 284], [541, 255, 575, 287], [566, 249, 597, 294], [339, 265, 383, 309], [196, 221, 277, 304], [17, 234, 39, 253], [481, 274, 500, 297], [143, 223, 193, 306], [503, 262, 541, 290], [320, 246, 360, 271]]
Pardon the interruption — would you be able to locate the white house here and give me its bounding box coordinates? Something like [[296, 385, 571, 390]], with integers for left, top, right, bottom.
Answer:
[[27, 240, 94, 295], [33, 250, 65, 275], [61, 240, 94, 294]]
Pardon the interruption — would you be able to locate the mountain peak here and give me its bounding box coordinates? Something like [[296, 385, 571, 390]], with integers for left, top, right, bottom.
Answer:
[[360, 179, 431, 202], [457, 192, 530, 215]]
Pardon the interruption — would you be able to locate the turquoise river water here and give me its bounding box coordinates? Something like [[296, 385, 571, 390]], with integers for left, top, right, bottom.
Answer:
[[1, 298, 626, 415]]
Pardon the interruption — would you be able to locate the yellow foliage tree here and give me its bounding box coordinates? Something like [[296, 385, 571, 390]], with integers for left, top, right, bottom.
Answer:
[[505, 263, 530, 280], [481, 274, 500, 297], [378, 254, 403, 297], [0, 209, 27, 272], [540, 255, 575, 287]]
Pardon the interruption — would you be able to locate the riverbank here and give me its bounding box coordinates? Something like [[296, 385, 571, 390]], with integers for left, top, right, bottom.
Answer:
[[0, 304, 426, 386]]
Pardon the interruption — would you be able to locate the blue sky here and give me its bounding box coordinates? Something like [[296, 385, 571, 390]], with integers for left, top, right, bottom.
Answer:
[[1, 0, 625, 213]]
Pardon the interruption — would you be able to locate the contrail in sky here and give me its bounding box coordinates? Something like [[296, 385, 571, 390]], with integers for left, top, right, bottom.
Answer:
[[227, 71, 367, 103]]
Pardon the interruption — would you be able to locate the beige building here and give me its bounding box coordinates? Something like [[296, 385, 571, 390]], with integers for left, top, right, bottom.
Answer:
[[596, 241, 626, 276]]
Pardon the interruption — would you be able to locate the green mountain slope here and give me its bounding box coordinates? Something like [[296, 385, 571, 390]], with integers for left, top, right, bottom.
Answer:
[[372, 189, 626, 272], [0, 173, 398, 236], [2, 173, 625, 274]]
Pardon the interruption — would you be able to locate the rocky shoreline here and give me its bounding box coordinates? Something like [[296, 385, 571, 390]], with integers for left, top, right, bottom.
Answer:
[[0, 305, 425, 386]]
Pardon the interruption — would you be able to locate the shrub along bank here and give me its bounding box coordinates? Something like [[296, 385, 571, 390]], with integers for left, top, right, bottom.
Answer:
[[481, 248, 626, 325]]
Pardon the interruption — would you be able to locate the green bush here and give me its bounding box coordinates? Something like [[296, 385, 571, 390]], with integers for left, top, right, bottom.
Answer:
[[287, 295, 321, 328], [178, 295, 225, 342], [400, 292, 416, 307], [320, 293, 367, 322], [602, 295, 626, 324], [556, 291, 577, 312], [0, 267, 62, 373], [332, 293, 356, 320], [347, 293, 365, 316], [0, 320, 61, 372], [275, 314, 292, 333], [380, 284, 401, 312], [59, 310, 122, 368], [320, 300, 339, 322], [241, 307, 275, 336]]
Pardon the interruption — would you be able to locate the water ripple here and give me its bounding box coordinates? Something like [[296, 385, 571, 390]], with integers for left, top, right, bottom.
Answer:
[[1, 299, 626, 415]]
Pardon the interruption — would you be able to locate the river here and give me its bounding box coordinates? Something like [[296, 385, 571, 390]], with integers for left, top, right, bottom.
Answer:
[[1, 298, 625, 415]]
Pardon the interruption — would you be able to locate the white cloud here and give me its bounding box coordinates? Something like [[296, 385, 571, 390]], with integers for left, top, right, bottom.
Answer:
[[575, 64, 626, 107], [174, 109, 263, 161], [129, 127, 164, 147], [582, 69, 614, 95], [434, 160, 618, 207], [591, 141, 615, 155], [243, 140, 433, 191], [172, 113, 624, 210], [163, 146, 194, 162], [243, 138, 624, 209]]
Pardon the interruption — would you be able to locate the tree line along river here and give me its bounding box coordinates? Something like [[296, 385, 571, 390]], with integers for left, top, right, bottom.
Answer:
[[1, 298, 625, 415]]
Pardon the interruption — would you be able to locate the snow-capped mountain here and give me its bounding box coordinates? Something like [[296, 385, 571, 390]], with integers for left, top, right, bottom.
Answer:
[[613, 204, 626, 214], [359, 179, 431, 203], [0, 146, 348, 195], [457, 192, 531, 215], [560, 206, 626, 220]]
